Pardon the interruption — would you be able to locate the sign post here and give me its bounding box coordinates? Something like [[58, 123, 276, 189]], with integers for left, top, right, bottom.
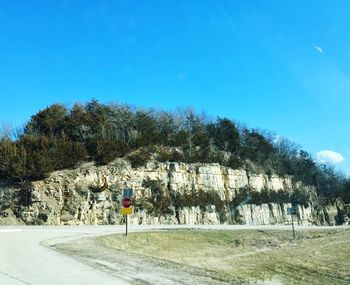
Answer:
[[121, 190, 133, 236], [126, 212, 128, 236], [287, 207, 297, 239]]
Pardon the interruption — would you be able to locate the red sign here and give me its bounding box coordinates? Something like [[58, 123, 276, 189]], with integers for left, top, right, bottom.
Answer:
[[122, 198, 132, 208]]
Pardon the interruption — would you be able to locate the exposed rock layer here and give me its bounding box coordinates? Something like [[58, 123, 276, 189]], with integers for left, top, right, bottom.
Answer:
[[0, 160, 348, 226]]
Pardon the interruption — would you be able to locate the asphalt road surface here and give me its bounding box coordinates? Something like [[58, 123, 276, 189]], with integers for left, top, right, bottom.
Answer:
[[0, 224, 345, 285]]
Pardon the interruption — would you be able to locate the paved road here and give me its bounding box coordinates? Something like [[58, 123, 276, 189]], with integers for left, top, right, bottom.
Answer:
[[0, 224, 346, 285], [0, 226, 132, 285]]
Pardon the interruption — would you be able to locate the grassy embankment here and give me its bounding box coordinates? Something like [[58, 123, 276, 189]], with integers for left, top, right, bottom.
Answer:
[[99, 228, 350, 284]]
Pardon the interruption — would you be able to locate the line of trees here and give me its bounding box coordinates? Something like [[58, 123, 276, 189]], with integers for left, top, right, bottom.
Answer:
[[0, 99, 349, 204]]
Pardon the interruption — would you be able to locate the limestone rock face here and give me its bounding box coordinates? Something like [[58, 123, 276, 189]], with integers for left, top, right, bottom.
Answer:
[[233, 203, 314, 226], [0, 159, 347, 226], [143, 161, 293, 200]]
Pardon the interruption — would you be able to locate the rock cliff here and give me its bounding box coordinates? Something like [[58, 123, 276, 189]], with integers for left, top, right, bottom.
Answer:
[[0, 159, 348, 226]]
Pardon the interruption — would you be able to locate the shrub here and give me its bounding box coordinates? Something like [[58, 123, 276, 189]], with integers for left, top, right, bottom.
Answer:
[[0, 139, 27, 182], [156, 149, 185, 162], [291, 188, 311, 207], [142, 178, 173, 216], [231, 186, 253, 208], [178, 189, 224, 213], [127, 149, 152, 168], [87, 138, 128, 165], [54, 137, 87, 169]]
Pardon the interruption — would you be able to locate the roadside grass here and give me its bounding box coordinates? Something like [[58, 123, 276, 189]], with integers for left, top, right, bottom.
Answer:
[[98, 228, 350, 284]]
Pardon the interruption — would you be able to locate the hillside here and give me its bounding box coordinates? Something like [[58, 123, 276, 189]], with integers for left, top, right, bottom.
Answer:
[[0, 156, 348, 226], [0, 100, 349, 225]]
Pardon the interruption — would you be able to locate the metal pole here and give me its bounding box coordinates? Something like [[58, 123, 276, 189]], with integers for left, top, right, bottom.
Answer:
[[291, 214, 295, 239], [126, 214, 128, 236]]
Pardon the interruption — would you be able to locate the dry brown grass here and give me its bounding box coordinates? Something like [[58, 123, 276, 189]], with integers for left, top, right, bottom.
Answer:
[[99, 228, 350, 284]]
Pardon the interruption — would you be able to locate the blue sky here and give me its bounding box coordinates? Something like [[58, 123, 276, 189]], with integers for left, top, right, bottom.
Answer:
[[0, 0, 349, 173]]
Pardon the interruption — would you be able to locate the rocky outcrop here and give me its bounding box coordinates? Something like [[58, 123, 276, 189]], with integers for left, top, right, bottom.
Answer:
[[233, 203, 340, 226], [0, 159, 348, 226]]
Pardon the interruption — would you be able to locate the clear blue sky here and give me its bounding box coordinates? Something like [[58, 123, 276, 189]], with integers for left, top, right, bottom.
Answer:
[[1, 0, 349, 173]]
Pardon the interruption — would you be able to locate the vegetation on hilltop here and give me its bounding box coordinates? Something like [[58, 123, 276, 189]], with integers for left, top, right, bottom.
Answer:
[[0, 99, 349, 206]]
